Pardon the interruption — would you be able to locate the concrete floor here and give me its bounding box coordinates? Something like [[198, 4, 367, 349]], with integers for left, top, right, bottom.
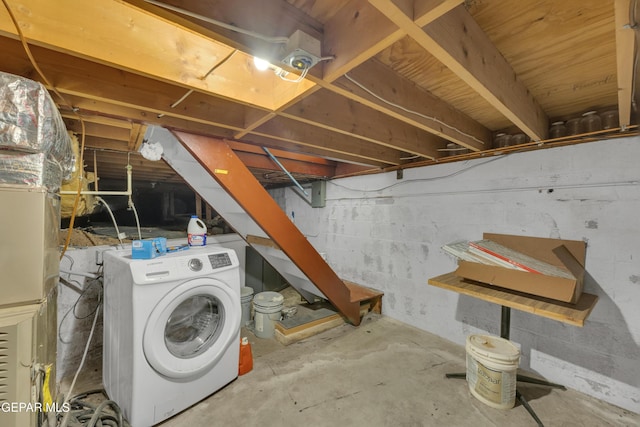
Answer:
[[147, 313, 637, 427]]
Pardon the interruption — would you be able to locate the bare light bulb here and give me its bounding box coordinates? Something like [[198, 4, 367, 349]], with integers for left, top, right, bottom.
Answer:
[[253, 57, 271, 71]]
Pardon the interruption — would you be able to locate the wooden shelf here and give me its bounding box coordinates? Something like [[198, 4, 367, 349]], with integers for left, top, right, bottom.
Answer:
[[428, 272, 598, 327]]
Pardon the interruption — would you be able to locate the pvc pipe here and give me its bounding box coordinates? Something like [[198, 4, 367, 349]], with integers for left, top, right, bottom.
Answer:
[[60, 165, 132, 196]]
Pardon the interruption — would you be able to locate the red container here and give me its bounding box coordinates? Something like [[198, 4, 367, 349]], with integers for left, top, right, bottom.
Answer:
[[239, 337, 253, 376]]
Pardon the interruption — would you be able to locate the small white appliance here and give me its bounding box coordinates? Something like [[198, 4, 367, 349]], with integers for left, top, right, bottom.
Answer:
[[103, 245, 242, 427]]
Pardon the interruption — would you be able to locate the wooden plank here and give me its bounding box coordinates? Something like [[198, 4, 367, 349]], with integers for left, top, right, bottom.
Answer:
[[274, 303, 371, 345], [281, 89, 445, 159], [246, 235, 280, 250], [276, 305, 341, 335], [333, 60, 490, 150], [63, 119, 131, 141], [614, 0, 636, 128], [428, 272, 598, 327], [322, 0, 405, 82], [227, 140, 336, 166], [322, 0, 462, 81], [234, 151, 336, 178], [318, 0, 490, 150], [254, 116, 404, 165], [343, 280, 384, 304], [274, 315, 346, 346], [239, 133, 388, 168], [129, 123, 146, 151], [195, 194, 203, 219], [0, 38, 249, 130], [369, 1, 549, 140], [0, 0, 315, 110]]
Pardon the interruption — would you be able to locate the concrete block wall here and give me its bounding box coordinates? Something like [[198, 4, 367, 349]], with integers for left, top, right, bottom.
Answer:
[[272, 135, 640, 413]]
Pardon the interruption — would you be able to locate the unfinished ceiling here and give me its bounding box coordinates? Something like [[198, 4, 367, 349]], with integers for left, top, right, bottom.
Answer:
[[0, 0, 638, 187]]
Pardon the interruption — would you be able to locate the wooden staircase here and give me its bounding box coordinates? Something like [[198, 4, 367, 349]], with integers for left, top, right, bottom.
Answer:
[[155, 127, 382, 326]]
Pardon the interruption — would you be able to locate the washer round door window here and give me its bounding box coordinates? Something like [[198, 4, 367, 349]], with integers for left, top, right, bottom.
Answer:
[[143, 277, 241, 379], [164, 294, 223, 358]]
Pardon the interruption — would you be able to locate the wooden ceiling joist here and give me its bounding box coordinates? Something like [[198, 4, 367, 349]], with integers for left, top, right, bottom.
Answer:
[[0, 0, 632, 188], [332, 60, 491, 150], [614, 0, 637, 128], [0, 0, 315, 110], [281, 89, 445, 159], [369, 0, 549, 140], [253, 116, 404, 165]]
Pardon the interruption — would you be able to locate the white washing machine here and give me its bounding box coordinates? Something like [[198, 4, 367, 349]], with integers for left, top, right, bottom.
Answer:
[[103, 245, 242, 427]]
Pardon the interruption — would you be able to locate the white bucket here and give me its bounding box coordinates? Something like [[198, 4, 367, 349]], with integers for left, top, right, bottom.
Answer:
[[465, 334, 520, 410], [252, 291, 284, 339], [240, 287, 254, 327]]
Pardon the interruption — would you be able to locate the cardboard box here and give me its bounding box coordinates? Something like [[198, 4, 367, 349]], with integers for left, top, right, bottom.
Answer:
[[455, 233, 586, 304], [131, 237, 167, 259]]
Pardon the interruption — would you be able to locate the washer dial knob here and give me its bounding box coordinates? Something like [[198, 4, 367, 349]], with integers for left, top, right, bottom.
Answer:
[[188, 258, 203, 272]]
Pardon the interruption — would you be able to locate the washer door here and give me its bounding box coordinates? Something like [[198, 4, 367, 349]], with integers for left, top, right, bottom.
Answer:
[[143, 277, 240, 379]]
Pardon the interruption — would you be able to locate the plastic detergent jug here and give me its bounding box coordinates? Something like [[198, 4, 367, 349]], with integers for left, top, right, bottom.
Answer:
[[238, 337, 253, 376], [187, 215, 207, 246]]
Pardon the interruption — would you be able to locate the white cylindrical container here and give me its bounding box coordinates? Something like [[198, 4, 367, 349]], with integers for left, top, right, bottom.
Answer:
[[465, 334, 521, 410], [240, 287, 254, 327], [252, 291, 284, 339], [187, 215, 207, 246]]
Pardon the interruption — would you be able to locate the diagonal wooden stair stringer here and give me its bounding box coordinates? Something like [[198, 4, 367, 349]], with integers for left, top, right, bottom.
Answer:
[[157, 127, 366, 325]]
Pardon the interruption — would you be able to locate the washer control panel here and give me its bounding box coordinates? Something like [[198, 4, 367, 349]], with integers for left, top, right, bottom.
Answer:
[[208, 252, 232, 269]]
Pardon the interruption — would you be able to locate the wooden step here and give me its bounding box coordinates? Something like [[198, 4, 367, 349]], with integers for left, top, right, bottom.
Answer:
[[343, 280, 384, 314], [274, 302, 371, 346]]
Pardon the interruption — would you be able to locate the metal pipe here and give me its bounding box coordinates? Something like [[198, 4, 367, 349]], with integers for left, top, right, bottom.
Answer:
[[262, 147, 309, 196], [93, 150, 99, 191], [60, 164, 133, 196]]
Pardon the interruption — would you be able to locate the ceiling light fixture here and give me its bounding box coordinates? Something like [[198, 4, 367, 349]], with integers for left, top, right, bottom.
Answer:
[[143, 0, 332, 82], [254, 30, 334, 83]]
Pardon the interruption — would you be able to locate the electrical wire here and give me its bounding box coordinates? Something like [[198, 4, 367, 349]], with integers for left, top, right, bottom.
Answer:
[[343, 73, 486, 147], [277, 64, 310, 83], [96, 197, 124, 244], [143, 0, 289, 44], [59, 267, 100, 279], [328, 155, 506, 193], [129, 199, 143, 240], [157, 49, 238, 118], [59, 294, 102, 427], [0, 0, 88, 260], [58, 273, 103, 346]]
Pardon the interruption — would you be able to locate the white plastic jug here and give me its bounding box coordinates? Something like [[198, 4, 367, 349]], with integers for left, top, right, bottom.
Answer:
[[187, 215, 207, 246]]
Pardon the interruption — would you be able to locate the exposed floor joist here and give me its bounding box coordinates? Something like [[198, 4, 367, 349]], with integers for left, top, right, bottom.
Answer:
[[0, 0, 635, 188]]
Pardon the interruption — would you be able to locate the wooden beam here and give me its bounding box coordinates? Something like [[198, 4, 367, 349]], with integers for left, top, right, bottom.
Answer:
[[234, 151, 336, 178], [124, 0, 323, 62], [129, 123, 147, 151], [0, 0, 315, 110], [239, 133, 388, 168], [0, 37, 250, 130], [322, 0, 463, 81], [253, 116, 404, 165], [315, 0, 491, 149], [281, 89, 445, 159], [63, 119, 132, 141], [227, 140, 336, 166], [614, 0, 637, 128], [332, 60, 490, 150], [369, 1, 548, 140]]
